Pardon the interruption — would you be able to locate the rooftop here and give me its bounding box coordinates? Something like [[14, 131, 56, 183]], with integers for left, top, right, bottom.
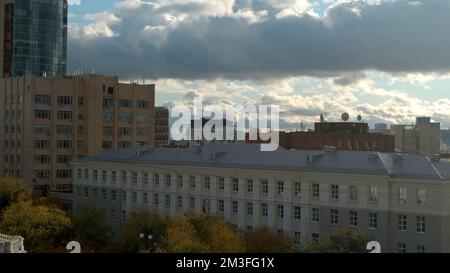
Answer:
[[74, 144, 450, 180]]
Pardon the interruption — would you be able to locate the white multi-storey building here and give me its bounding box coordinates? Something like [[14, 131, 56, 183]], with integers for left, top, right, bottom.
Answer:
[[72, 144, 450, 253]]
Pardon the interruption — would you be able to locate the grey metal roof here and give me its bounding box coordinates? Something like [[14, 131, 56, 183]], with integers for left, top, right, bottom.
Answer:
[[74, 144, 450, 180]]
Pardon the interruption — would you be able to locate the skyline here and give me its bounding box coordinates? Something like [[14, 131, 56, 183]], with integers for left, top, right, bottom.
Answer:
[[67, 0, 450, 129]]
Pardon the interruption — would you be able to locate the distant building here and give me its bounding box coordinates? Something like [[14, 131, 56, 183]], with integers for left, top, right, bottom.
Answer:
[[247, 121, 395, 153], [154, 107, 169, 147], [390, 117, 440, 155], [0, 233, 26, 253], [373, 123, 388, 133], [73, 143, 450, 253], [440, 129, 450, 154], [0, 0, 68, 77], [190, 118, 238, 146], [0, 74, 155, 192]]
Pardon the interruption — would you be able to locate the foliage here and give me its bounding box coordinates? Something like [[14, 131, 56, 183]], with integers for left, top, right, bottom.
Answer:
[[0, 176, 25, 213], [0, 200, 72, 252], [245, 227, 295, 253], [71, 207, 112, 252], [304, 227, 370, 253]]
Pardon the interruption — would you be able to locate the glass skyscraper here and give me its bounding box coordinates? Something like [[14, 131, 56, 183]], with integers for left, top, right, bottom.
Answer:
[[2, 0, 68, 77]]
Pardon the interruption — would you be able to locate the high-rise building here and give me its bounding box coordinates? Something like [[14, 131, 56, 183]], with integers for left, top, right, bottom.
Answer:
[[390, 117, 440, 155], [0, 74, 155, 192], [154, 107, 169, 147], [0, 0, 67, 77]]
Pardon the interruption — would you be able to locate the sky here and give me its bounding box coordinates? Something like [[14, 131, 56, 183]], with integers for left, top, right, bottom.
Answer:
[[67, 0, 450, 129]]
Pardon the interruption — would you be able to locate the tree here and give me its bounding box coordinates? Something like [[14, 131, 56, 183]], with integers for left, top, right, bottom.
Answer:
[[71, 207, 112, 252], [304, 227, 370, 253], [245, 227, 295, 253], [0, 176, 25, 213], [0, 200, 72, 252], [163, 214, 246, 253], [120, 210, 165, 253]]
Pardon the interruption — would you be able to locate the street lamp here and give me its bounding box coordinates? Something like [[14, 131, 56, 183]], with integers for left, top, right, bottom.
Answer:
[[139, 228, 153, 252]]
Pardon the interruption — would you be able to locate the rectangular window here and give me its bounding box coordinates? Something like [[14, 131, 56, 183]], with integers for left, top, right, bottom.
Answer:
[[166, 175, 172, 187], [93, 170, 98, 181], [190, 197, 195, 210], [218, 177, 225, 191], [57, 125, 73, 135], [35, 95, 51, 105], [102, 170, 107, 182], [247, 202, 253, 215], [118, 127, 132, 136], [190, 176, 195, 189], [417, 216, 426, 233], [294, 206, 301, 220], [277, 205, 284, 218], [111, 190, 116, 201], [136, 100, 150, 109], [247, 179, 253, 193], [261, 203, 268, 217], [232, 178, 239, 192], [312, 208, 320, 223], [204, 177, 210, 190], [330, 209, 338, 225], [218, 200, 224, 213], [398, 187, 407, 204], [143, 192, 148, 204], [93, 188, 98, 199], [136, 113, 151, 123], [261, 180, 268, 194], [349, 185, 358, 201], [122, 191, 127, 202], [117, 113, 132, 122], [398, 215, 407, 231], [154, 173, 160, 186], [417, 189, 426, 206], [177, 175, 183, 188], [57, 111, 73, 120], [177, 196, 183, 209], [121, 171, 127, 183], [35, 110, 51, 119], [294, 231, 301, 245], [369, 186, 379, 202], [312, 183, 320, 198], [417, 245, 425, 253], [112, 171, 117, 183], [397, 243, 406, 254], [369, 213, 378, 229], [349, 211, 358, 227], [136, 128, 150, 137], [330, 184, 339, 200], [232, 200, 238, 214], [294, 182, 301, 197], [102, 189, 107, 200], [132, 192, 137, 203], [58, 96, 73, 106], [154, 194, 160, 206], [119, 99, 132, 108], [277, 181, 284, 195]]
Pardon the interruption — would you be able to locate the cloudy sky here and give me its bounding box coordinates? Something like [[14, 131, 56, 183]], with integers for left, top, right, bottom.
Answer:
[[67, 0, 450, 129]]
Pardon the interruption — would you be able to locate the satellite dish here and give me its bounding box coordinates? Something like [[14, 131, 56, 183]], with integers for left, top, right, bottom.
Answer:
[[357, 115, 362, 122], [341, 112, 350, 122]]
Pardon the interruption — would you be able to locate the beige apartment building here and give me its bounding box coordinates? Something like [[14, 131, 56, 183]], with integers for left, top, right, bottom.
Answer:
[[390, 117, 440, 155], [0, 74, 155, 192], [72, 143, 450, 253], [154, 107, 169, 147]]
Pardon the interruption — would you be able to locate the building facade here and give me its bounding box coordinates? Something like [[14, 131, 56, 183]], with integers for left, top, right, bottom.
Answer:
[[154, 107, 169, 147], [72, 144, 450, 253], [390, 117, 440, 155], [0, 74, 155, 192], [0, 0, 67, 77], [0, 233, 26, 253]]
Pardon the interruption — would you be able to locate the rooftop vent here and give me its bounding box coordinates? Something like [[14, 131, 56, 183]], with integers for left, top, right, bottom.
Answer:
[[394, 153, 403, 162]]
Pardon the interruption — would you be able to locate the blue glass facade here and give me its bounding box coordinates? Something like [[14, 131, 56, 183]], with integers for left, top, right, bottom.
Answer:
[[12, 0, 67, 76]]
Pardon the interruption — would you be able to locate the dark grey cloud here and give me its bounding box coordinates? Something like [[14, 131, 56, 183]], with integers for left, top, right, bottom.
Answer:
[[68, 0, 450, 80]]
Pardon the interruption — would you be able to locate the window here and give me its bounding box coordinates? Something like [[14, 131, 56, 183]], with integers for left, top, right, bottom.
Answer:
[[276, 181, 284, 195], [35, 95, 51, 105], [218, 177, 224, 191], [294, 182, 301, 197], [204, 177, 210, 190], [261, 180, 268, 194], [57, 126, 72, 135], [397, 243, 406, 253], [312, 208, 320, 223], [120, 99, 132, 108], [218, 200, 224, 213], [58, 96, 73, 106], [133, 192, 138, 203], [57, 155, 72, 164], [136, 113, 151, 123], [118, 127, 132, 136], [117, 113, 132, 122], [93, 188, 98, 199], [84, 187, 89, 198], [294, 206, 301, 220], [154, 194, 160, 206], [312, 183, 320, 198], [165, 175, 171, 187], [102, 170, 107, 182], [190, 176, 195, 189], [312, 233, 319, 242], [122, 191, 127, 202], [294, 231, 301, 245], [143, 173, 149, 185], [35, 110, 51, 119], [34, 125, 50, 135], [398, 215, 407, 231], [56, 170, 72, 178], [330, 209, 338, 225], [136, 128, 150, 136], [417, 216, 426, 233], [143, 193, 148, 204], [121, 171, 127, 183], [330, 184, 339, 200], [349, 185, 358, 201], [132, 172, 138, 185], [93, 170, 98, 181], [57, 140, 72, 149], [369, 213, 378, 229], [398, 187, 407, 204], [232, 201, 238, 214], [177, 175, 183, 188], [247, 202, 253, 215], [34, 155, 51, 164], [77, 169, 82, 179], [417, 245, 425, 253], [247, 180, 253, 193], [112, 171, 117, 183], [78, 97, 85, 107], [232, 178, 239, 192], [103, 99, 113, 108], [154, 173, 160, 186], [369, 186, 378, 202], [136, 100, 150, 109], [111, 209, 116, 221], [103, 112, 114, 122], [277, 205, 284, 218], [261, 203, 268, 217], [57, 111, 73, 120], [202, 199, 210, 212], [177, 196, 183, 209], [349, 211, 358, 227], [190, 197, 195, 210], [417, 189, 426, 206], [111, 190, 116, 201], [84, 169, 89, 179], [102, 189, 107, 200]]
